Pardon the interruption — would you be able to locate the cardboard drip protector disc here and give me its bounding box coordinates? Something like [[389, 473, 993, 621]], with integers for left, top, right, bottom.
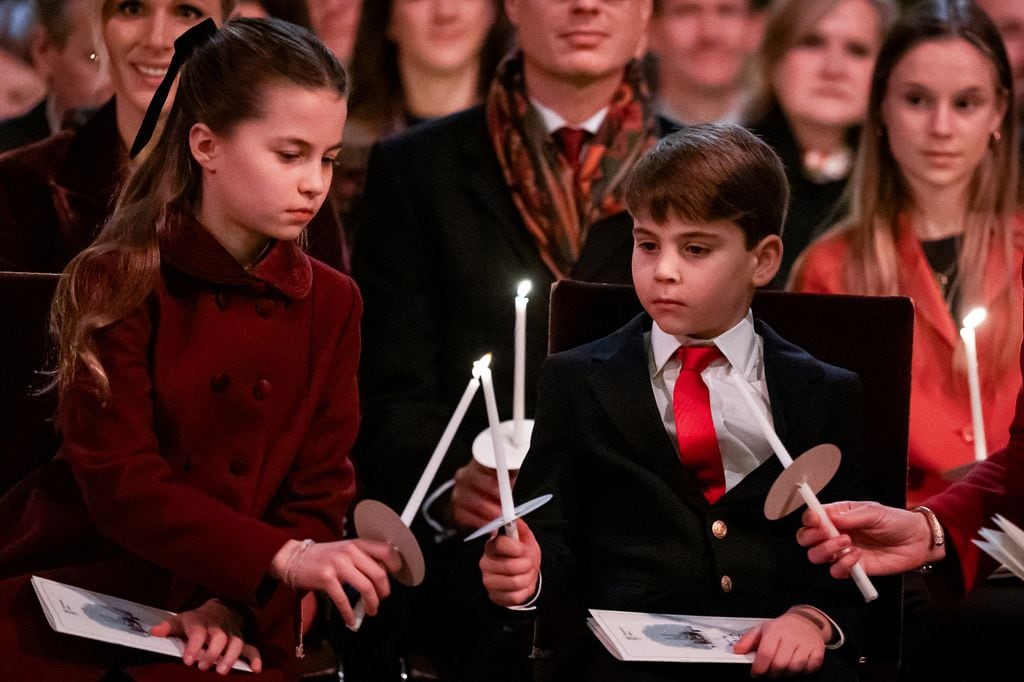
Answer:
[[764, 444, 842, 520], [353, 499, 425, 586]]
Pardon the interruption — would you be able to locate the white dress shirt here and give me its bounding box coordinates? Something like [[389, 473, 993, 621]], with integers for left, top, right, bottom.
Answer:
[[530, 97, 609, 135], [647, 311, 775, 493]]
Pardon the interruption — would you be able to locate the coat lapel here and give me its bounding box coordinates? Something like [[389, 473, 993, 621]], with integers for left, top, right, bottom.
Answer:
[[895, 216, 959, 350], [48, 99, 125, 249], [457, 110, 542, 272], [586, 315, 710, 504], [720, 322, 829, 506]]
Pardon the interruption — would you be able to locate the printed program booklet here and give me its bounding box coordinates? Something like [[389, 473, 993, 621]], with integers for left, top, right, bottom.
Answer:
[[974, 514, 1024, 581], [31, 576, 252, 672], [587, 608, 768, 663]]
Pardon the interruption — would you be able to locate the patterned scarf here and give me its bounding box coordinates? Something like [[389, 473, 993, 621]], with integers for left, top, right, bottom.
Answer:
[[486, 53, 657, 279]]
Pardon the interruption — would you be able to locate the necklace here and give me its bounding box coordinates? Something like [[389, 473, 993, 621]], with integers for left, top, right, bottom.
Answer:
[[920, 234, 962, 311]]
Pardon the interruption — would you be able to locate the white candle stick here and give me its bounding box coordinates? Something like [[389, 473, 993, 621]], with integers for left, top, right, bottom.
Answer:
[[727, 373, 878, 602], [513, 280, 531, 447], [960, 307, 988, 462], [479, 360, 519, 539], [400, 357, 486, 525]]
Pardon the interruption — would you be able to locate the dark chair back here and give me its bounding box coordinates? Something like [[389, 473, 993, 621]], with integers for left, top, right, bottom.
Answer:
[[0, 272, 60, 494], [547, 280, 912, 682]]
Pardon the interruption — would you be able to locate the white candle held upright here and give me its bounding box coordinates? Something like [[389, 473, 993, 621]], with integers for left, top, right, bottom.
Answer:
[[400, 356, 487, 525], [960, 307, 988, 462], [513, 280, 531, 447], [479, 358, 519, 539]]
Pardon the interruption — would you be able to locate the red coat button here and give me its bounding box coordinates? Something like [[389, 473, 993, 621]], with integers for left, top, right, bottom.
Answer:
[[253, 379, 272, 400], [255, 300, 273, 318], [215, 291, 230, 310], [210, 373, 231, 393]]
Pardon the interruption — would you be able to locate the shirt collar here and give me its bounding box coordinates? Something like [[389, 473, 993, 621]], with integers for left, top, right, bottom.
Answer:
[[529, 96, 608, 135], [159, 204, 313, 299], [650, 311, 759, 379]]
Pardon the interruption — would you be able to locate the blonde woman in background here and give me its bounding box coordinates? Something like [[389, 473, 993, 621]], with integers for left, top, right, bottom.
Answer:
[[748, 0, 895, 284]]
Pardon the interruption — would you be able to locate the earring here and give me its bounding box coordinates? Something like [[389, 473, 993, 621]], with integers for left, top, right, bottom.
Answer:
[[993, 130, 1003, 144]]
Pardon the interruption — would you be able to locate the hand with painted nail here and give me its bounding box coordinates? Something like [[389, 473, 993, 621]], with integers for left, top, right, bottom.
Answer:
[[151, 598, 261, 674], [796, 501, 945, 578]]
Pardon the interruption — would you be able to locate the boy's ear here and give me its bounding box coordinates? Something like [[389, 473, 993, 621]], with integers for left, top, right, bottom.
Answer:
[[189, 123, 221, 171], [750, 235, 783, 288]]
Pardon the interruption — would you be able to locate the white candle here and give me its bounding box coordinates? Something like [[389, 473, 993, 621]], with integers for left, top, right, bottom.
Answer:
[[960, 307, 988, 462], [400, 357, 486, 525], [513, 280, 531, 447], [727, 373, 878, 602], [479, 361, 519, 539]]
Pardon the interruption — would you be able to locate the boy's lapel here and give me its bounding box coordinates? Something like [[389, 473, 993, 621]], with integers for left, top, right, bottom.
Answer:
[[760, 321, 830, 459], [720, 322, 831, 506], [586, 315, 710, 504]]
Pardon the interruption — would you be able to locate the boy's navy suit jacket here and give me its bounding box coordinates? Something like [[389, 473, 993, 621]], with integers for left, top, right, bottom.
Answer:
[[515, 313, 867, 678]]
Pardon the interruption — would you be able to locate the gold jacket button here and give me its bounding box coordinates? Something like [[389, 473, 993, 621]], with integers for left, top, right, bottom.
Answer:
[[711, 520, 728, 539], [720, 575, 733, 593]]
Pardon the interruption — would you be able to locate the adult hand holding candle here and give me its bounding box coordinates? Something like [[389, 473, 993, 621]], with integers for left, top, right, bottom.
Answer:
[[513, 280, 531, 448], [960, 307, 988, 462], [478, 356, 519, 540], [726, 373, 878, 602]]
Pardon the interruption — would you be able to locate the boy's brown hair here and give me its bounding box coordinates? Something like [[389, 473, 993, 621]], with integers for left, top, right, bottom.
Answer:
[[624, 124, 789, 248]]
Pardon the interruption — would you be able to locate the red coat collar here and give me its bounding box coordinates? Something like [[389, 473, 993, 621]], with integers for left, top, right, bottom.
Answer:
[[159, 206, 313, 300]]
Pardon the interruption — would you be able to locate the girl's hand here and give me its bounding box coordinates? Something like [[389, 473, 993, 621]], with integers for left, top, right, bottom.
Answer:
[[151, 598, 262, 674], [479, 518, 541, 606], [733, 610, 826, 677], [272, 538, 402, 629]]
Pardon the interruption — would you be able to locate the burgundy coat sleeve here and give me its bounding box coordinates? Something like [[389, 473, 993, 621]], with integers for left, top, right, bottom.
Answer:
[[927, 263, 1024, 594], [57, 273, 361, 608], [928, 385, 1024, 594]]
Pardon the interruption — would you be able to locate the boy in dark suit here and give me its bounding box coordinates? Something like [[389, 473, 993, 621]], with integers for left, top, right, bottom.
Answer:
[[480, 124, 866, 681]]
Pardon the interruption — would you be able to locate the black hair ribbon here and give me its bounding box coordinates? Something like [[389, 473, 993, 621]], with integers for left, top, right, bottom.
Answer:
[[129, 17, 218, 159]]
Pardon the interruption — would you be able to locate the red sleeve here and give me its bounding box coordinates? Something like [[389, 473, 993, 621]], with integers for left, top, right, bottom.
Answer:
[[58, 280, 360, 607]]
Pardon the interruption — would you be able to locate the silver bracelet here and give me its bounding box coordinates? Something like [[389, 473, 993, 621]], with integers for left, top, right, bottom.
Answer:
[[284, 538, 315, 589]]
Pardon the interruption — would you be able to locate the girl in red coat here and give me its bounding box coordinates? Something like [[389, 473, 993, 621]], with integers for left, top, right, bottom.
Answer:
[[0, 17, 399, 680], [788, 0, 1023, 507]]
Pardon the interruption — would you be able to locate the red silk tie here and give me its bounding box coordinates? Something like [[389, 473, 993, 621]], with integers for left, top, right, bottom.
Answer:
[[673, 346, 727, 504], [553, 126, 589, 174]]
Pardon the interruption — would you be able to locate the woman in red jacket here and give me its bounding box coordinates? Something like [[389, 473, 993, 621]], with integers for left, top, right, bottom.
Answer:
[[788, 0, 1023, 507], [0, 18, 398, 680]]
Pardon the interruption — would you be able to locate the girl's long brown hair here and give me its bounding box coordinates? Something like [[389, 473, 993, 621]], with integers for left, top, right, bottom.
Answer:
[[51, 17, 348, 402], [810, 0, 1021, 381]]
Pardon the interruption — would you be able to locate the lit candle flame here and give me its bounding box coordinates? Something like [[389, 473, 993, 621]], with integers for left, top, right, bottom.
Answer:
[[517, 280, 532, 298], [473, 353, 492, 377], [962, 307, 988, 330]]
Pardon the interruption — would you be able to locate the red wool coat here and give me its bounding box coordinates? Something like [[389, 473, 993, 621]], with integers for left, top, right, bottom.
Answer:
[[0, 208, 360, 679], [790, 217, 1023, 506]]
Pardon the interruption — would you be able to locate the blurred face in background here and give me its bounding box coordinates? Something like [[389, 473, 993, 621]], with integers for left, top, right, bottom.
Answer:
[[388, 0, 495, 77], [648, 0, 761, 94], [881, 37, 1006, 198], [33, 0, 112, 117], [102, 0, 223, 127], [0, 49, 46, 118], [309, 0, 362, 63], [505, 0, 652, 86], [977, 0, 1024, 106], [772, 0, 882, 131]]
